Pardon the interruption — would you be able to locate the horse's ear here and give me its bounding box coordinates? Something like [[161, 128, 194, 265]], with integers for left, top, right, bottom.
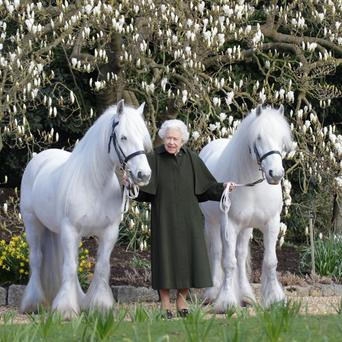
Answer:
[[256, 105, 263, 116], [117, 99, 125, 117], [278, 104, 284, 116], [138, 102, 145, 117]]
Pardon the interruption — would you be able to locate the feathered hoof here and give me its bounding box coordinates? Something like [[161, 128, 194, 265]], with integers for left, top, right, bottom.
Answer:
[[20, 301, 45, 314], [82, 283, 115, 312], [20, 287, 47, 314], [56, 307, 80, 321], [52, 297, 80, 320], [262, 283, 286, 308], [85, 299, 115, 314], [203, 287, 219, 305], [240, 291, 256, 307], [263, 294, 287, 308], [211, 293, 238, 314]]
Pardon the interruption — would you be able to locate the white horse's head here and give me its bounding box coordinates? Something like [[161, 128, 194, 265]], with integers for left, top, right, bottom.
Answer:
[[108, 100, 152, 186], [249, 105, 293, 185]]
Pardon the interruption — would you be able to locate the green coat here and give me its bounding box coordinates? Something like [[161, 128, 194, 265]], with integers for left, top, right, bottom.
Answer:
[[136, 145, 224, 290]]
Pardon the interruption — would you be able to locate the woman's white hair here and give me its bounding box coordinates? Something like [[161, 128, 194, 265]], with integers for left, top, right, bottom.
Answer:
[[158, 119, 189, 144]]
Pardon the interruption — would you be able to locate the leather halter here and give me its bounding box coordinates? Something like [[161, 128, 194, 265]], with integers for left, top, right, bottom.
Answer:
[[107, 120, 146, 169], [253, 144, 282, 166]]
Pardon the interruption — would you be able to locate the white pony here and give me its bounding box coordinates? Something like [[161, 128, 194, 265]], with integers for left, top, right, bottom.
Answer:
[[20, 100, 152, 319], [199, 105, 293, 313]]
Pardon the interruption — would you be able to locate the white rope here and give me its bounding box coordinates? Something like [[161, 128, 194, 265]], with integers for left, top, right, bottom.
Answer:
[[219, 183, 233, 214], [219, 178, 264, 242], [219, 182, 235, 242], [120, 170, 140, 220]]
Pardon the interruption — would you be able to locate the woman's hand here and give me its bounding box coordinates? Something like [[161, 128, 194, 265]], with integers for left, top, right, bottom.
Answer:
[[224, 181, 236, 192]]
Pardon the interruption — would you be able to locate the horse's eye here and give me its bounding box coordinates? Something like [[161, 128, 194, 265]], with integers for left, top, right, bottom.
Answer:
[[121, 135, 127, 141], [257, 135, 261, 141]]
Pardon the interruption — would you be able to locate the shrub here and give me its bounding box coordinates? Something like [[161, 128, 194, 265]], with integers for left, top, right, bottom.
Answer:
[[118, 201, 151, 252], [0, 233, 94, 287], [300, 236, 342, 278]]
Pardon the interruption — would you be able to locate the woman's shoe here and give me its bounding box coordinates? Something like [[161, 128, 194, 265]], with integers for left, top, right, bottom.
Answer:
[[177, 308, 189, 318], [162, 309, 173, 319]]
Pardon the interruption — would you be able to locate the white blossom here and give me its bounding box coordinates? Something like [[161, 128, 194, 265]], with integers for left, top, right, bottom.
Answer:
[[212, 97, 220, 106], [192, 131, 200, 140], [225, 91, 234, 105], [219, 113, 227, 121], [209, 124, 216, 131]]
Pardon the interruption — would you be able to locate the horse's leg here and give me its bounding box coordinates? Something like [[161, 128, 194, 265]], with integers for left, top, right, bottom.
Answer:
[[83, 223, 119, 312], [261, 216, 285, 307], [20, 213, 46, 313], [213, 215, 238, 313], [52, 219, 80, 319], [203, 221, 223, 303], [236, 228, 256, 305]]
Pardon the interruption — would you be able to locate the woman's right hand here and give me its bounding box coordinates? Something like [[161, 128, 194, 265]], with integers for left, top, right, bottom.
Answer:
[[224, 182, 236, 192]]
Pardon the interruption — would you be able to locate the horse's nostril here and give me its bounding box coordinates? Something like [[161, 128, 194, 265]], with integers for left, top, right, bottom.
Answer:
[[269, 170, 273, 177], [137, 171, 151, 183]]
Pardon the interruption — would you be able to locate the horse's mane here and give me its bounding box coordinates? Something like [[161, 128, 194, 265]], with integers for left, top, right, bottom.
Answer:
[[222, 106, 292, 182], [235, 106, 292, 150], [57, 104, 152, 217]]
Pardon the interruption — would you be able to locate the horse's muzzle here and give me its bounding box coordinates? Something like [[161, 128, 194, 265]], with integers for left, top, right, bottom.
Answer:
[[266, 168, 284, 185], [135, 171, 151, 186]]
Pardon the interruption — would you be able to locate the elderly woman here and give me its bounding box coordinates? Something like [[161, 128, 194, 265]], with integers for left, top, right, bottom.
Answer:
[[135, 119, 233, 319]]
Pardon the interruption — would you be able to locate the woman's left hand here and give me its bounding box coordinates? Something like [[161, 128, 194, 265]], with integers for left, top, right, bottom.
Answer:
[[224, 182, 236, 192]]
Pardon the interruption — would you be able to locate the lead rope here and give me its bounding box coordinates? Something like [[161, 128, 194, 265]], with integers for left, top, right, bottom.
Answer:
[[219, 176, 265, 242], [120, 169, 140, 220]]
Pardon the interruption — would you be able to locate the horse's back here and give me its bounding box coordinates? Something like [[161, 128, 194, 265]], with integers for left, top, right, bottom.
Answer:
[[21, 149, 70, 191], [199, 139, 228, 174], [21, 149, 71, 228]]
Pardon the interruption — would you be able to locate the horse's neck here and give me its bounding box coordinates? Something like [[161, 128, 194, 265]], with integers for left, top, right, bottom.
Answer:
[[220, 138, 261, 184], [66, 121, 117, 192]]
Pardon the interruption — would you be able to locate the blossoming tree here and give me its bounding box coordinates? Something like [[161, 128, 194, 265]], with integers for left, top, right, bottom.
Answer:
[[1, 0, 342, 239]]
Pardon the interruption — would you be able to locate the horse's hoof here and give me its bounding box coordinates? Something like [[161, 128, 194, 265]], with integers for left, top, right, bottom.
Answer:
[[241, 294, 256, 307], [57, 308, 79, 320], [202, 298, 213, 306]]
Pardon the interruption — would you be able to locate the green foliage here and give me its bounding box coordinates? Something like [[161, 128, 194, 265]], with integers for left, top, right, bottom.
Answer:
[[119, 202, 151, 252], [128, 305, 155, 322], [29, 309, 63, 340], [181, 304, 215, 342], [300, 236, 342, 278], [255, 301, 301, 342], [3, 305, 342, 341], [83, 310, 126, 341], [130, 255, 150, 270], [0, 232, 94, 287]]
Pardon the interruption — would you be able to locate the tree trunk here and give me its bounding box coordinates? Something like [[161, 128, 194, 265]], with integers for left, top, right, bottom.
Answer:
[[332, 195, 342, 235]]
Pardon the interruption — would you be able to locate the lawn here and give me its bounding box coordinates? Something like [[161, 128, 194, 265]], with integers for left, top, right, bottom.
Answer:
[[1, 302, 342, 341]]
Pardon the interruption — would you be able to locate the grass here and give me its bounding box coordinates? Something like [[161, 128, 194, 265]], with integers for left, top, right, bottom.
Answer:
[[2, 302, 342, 341]]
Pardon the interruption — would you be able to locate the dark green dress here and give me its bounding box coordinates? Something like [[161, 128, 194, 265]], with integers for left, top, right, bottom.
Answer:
[[136, 145, 224, 290]]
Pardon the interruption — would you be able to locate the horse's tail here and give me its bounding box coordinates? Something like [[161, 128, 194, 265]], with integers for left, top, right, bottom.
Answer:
[[40, 228, 63, 305]]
